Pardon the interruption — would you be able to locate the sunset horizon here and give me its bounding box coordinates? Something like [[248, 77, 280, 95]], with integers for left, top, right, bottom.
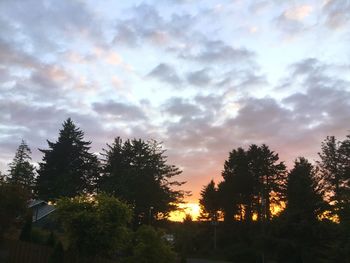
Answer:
[[1, 1, 350, 262], [1, 0, 350, 205]]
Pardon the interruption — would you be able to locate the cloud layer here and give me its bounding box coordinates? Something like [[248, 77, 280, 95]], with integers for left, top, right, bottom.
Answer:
[[1, 0, 350, 200]]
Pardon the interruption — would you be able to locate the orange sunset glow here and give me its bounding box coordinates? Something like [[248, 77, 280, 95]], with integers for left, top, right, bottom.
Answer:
[[169, 203, 201, 222], [1, 0, 350, 262]]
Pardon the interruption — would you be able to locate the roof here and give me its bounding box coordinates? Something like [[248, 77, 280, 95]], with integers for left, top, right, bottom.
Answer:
[[29, 199, 56, 222], [28, 199, 46, 208]]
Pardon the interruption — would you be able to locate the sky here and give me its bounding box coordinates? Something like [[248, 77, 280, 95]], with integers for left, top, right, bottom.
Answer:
[[1, 0, 350, 203]]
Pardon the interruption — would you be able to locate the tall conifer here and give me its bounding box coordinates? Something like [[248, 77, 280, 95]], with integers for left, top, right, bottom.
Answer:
[[36, 118, 99, 200]]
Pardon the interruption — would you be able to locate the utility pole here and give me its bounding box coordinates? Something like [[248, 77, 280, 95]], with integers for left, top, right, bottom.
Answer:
[[212, 213, 218, 250], [149, 206, 154, 225], [261, 194, 265, 263]]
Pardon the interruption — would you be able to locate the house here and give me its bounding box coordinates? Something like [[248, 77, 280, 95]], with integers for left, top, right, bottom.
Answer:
[[28, 200, 56, 223]]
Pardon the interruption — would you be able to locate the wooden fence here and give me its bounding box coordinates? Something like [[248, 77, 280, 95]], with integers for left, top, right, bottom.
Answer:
[[2, 239, 52, 263], [0, 240, 118, 263]]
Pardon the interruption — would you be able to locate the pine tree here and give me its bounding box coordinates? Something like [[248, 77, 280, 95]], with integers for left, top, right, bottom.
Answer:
[[99, 137, 186, 223], [317, 136, 350, 221], [337, 135, 350, 221], [218, 144, 286, 222], [318, 136, 342, 203], [286, 157, 324, 223], [220, 147, 255, 222], [36, 118, 100, 200], [199, 180, 219, 221], [247, 144, 286, 222], [7, 140, 36, 191]]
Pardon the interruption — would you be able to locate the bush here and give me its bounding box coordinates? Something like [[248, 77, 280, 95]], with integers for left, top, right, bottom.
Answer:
[[55, 193, 132, 257], [125, 225, 176, 263]]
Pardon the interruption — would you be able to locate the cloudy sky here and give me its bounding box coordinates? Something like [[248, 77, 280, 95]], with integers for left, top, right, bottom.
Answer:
[[1, 0, 350, 201]]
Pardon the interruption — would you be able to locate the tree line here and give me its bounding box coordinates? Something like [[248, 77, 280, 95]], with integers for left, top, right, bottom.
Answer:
[[2, 117, 350, 262], [1, 118, 185, 262], [195, 134, 350, 262], [199, 135, 350, 224], [2, 118, 186, 225]]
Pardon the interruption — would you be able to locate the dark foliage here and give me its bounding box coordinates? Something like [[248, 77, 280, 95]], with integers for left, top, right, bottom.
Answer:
[[199, 180, 219, 221], [99, 137, 186, 224], [285, 157, 325, 224], [218, 144, 286, 223], [7, 140, 36, 192], [0, 182, 29, 239], [36, 118, 100, 200]]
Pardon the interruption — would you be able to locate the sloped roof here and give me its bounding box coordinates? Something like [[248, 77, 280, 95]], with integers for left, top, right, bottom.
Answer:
[[29, 199, 56, 222]]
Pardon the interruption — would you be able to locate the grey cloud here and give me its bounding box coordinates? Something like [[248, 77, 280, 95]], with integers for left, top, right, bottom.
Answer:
[[0, 39, 41, 69], [249, 1, 270, 14], [162, 58, 350, 179], [291, 58, 325, 76], [323, 0, 350, 29], [162, 97, 202, 118], [181, 40, 255, 64], [0, 100, 66, 125], [235, 72, 267, 90], [0, 0, 104, 53], [187, 68, 211, 86], [229, 97, 292, 140], [213, 69, 267, 94], [0, 37, 76, 102], [113, 4, 196, 48], [0, 98, 110, 165], [194, 94, 224, 112], [148, 63, 182, 86], [0, 99, 83, 157], [274, 12, 305, 36], [283, 86, 350, 125], [93, 100, 147, 121], [114, 24, 139, 46], [289, 58, 350, 91], [1, 65, 73, 102]]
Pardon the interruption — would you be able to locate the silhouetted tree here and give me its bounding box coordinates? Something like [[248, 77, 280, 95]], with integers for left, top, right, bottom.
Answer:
[[99, 137, 186, 223], [7, 140, 35, 191], [0, 171, 4, 183], [339, 134, 350, 222], [0, 182, 29, 239], [248, 144, 286, 222], [217, 180, 237, 222], [218, 145, 286, 222], [317, 135, 350, 222], [286, 157, 324, 223], [199, 180, 219, 221], [36, 118, 100, 200], [221, 147, 255, 222]]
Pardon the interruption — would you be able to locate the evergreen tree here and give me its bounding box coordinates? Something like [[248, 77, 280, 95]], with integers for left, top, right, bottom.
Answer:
[[220, 147, 255, 222], [217, 180, 237, 222], [247, 144, 286, 222], [199, 180, 219, 221], [0, 171, 5, 183], [36, 118, 100, 200], [286, 157, 324, 223], [99, 137, 186, 223], [7, 140, 36, 191], [337, 134, 350, 221], [318, 135, 350, 221], [318, 136, 342, 203], [218, 145, 286, 222], [340, 134, 350, 176]]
